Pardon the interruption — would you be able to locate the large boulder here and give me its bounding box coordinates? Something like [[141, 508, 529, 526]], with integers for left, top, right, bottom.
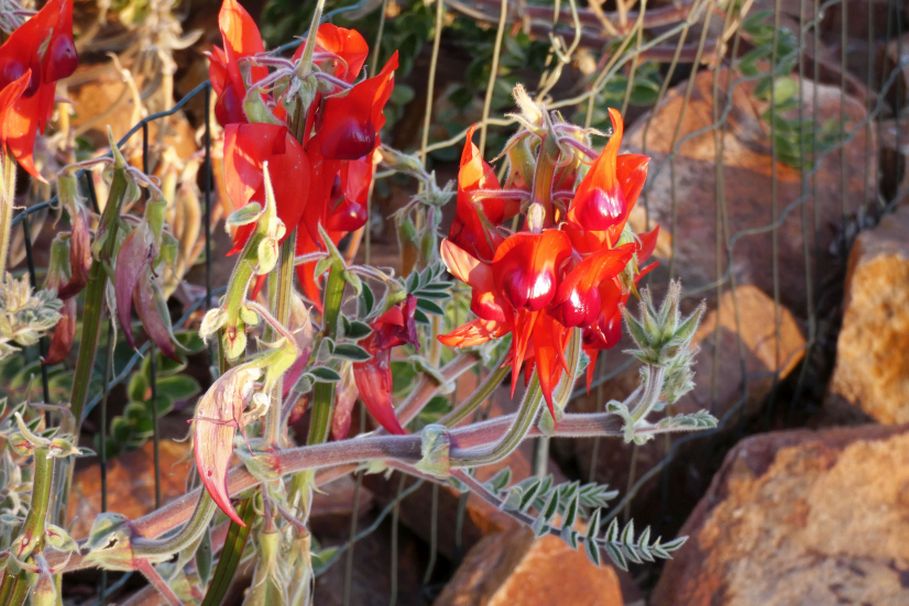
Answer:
[[651, 423, 909, 606], [827, 205, 909, 424], [625, 68, 876, 316], [434, 527, 626, 606]]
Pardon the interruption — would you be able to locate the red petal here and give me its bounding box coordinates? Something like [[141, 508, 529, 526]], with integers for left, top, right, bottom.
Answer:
[[554, 243, 635, 327], [213, 0, 267, 125], [492, 230, 571, 311], [294, 23, 369, 83], [531, 313, 569, 420], [448, 125, 518, 260], [311, 52, 398, 160], [353, 350, 405, 434], [223, 123, 309, 253], [438, 318, 509, 348]]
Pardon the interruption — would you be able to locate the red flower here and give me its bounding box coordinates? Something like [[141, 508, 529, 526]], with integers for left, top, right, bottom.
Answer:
[[353, 295, 419, 434], [565, 108, 649, 251], [580, 226, 660, 389], [309, 52, 398, 161], [448, 125, 521, 260], [554, 243, 635, 327], [223, 123, 310, 254], [296, 54, 398, 305], [209, 0, 268, 126], [0, 0, 77, 176], [209, 0, 399, 306], [440, 108, 659, 417], [439, 231, 577, 416]]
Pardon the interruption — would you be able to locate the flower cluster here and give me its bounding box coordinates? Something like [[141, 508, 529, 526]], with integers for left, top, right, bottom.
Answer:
[[439, 104, 658, 419], [0, 0, 77, 176], [210, 0, 397, 305]]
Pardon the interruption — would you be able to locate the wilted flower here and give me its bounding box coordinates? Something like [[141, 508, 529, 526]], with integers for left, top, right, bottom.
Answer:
[[114, 223, 179, 360]]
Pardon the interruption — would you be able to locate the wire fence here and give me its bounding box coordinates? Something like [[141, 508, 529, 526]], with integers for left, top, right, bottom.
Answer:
[[6, 0, 907, 602]]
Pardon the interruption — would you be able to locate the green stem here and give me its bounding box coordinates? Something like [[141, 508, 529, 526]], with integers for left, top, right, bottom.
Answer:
[[306, 382, 335, 445], [199, 498, 255, 606], [0, 149, 17, 277], [450, 377, 544, 467], [265, 231, 297, 444], [223, 236, 260, 325], [305, 267, 346, 445], [629, 365, 665, 424], [132, 493, 217, 558], [321, 264, 345, 338], [451, 329, 581, 467], [70, 165, 129, 424], [0, 447, 54, 606], [4, 578, 27, 606], [296, 0, 327, 73], [439, 361, 509, 427]]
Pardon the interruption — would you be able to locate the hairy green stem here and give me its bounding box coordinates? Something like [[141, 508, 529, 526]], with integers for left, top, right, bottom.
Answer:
[[0, 447, 54, 605], [55, 405, 708, 573], [450, 377, 544, 467], [132, 493, 217, 558], [450, 329, 581, 467], [439, 361, 509, 427], [630, 365, 665, 424]]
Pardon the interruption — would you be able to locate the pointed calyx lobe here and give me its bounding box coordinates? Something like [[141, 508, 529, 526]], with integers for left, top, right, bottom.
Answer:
[[439, 107, 654, 417]]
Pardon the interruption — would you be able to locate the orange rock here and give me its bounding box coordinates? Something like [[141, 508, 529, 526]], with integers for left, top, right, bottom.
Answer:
[[828, 205, 909, 424], [651, 424, 909, 605], [435, 527, 625, 606]]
